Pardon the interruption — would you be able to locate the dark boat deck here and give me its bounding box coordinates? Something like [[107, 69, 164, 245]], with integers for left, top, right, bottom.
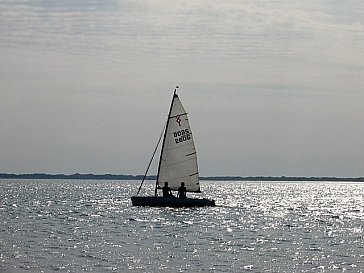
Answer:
[[131, 196, 215, 207]]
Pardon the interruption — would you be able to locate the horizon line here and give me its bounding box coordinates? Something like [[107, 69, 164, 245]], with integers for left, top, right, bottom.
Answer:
[[0, 173, 363, 182]]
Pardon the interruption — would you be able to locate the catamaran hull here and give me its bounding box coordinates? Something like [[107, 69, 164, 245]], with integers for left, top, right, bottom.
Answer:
[[131, 196, 215, 207]]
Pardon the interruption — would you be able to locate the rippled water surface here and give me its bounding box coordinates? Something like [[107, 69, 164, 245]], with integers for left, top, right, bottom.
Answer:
[[1, 179, 363, 272]]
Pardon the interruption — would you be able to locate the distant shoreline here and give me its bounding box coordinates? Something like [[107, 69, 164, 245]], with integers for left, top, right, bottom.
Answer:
[[0, 173, 363, 182]]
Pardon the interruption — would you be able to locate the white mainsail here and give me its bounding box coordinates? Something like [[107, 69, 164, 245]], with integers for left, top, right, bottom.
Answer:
[[156, 93, 200, 192]]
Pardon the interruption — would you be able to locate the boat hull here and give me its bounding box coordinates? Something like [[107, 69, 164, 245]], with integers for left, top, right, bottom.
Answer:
[[131, 196, 215, 207]]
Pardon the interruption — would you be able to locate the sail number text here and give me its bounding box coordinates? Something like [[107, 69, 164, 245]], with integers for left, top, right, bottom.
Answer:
[[173, 129, 191, 144]]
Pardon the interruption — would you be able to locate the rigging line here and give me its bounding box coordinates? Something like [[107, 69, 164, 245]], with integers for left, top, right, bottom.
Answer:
[[136, 123, 166, 195]]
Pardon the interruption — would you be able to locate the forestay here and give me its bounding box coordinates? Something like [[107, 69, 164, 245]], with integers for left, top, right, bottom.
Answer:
[[156, 94, 200, 192]]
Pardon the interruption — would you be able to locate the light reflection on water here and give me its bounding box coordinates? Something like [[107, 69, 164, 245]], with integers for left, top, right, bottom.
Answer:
[[1, 179, 363, 272]]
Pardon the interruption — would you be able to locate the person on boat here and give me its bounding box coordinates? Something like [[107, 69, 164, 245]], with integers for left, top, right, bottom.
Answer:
[[177, 182, 187, 199], [162, 182, 174, 198]]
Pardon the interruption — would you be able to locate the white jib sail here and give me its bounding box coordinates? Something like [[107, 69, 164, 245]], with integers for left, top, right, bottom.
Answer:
[[157, 94, 200, 192]]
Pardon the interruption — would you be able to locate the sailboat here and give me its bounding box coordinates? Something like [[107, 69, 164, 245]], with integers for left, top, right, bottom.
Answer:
[[131, 87, 215, 207]]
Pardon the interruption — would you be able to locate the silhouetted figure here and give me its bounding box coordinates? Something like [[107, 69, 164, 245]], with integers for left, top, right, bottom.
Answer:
[[162, 182, 174, 198], [177, 182, 187, 199]]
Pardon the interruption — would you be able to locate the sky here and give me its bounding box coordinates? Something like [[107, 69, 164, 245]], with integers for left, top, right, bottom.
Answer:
[[1, 0, 363, 177]]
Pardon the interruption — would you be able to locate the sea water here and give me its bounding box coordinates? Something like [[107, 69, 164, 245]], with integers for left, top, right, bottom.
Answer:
[[1, 179, 363, 272]]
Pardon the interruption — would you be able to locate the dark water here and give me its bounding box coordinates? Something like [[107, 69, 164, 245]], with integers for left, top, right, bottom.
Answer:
[[1, 179, 363, 272]]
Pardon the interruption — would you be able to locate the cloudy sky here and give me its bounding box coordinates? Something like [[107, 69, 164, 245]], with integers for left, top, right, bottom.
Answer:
[[1, 0, 363, 177]]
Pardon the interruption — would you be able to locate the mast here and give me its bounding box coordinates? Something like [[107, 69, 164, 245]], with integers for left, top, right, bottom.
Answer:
[[154, 86, 179, 196]]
